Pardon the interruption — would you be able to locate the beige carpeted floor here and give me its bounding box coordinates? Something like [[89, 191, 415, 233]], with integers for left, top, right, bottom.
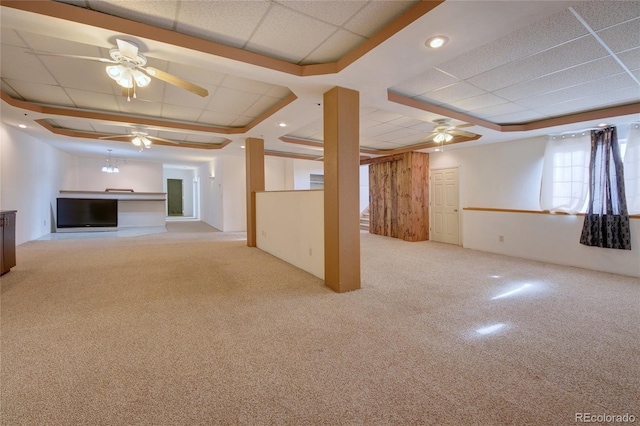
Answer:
[[1, 222, 638, 425]]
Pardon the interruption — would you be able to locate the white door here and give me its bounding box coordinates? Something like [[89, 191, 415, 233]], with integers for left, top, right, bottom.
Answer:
[[430, 168, 460, 245]]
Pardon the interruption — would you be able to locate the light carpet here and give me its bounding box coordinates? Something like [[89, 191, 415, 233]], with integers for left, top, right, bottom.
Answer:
[[1, 222, 638, 425]]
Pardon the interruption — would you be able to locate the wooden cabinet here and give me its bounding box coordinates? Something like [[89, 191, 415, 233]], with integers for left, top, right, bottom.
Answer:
[[1, 210, 17, 275]]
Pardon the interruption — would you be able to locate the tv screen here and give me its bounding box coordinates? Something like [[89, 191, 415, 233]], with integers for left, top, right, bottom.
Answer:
[[57, 198, 118, 228]]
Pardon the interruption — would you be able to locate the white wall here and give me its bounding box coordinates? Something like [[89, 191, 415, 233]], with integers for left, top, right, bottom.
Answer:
[[292, 159, 324, 190], [430, 136, 640, 277], [68, 156, 163, 193], [163, 167, 195, 217], [0, 125, 73, 245], [360, 165, 369, 214], [256, 190, 324, 279], [199, 157, 224, 231]]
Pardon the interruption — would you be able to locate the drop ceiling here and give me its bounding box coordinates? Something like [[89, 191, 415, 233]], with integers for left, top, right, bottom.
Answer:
[[1, 0, 638, 167]]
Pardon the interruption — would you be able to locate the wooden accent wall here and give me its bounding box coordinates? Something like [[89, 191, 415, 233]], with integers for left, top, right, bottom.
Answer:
[[369, 152, 429, 242]]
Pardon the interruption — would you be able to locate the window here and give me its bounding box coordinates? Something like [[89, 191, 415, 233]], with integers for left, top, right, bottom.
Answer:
[[623, 125, 640, 214], [540, 133, 590, 214], [540, 124, 640, 215]]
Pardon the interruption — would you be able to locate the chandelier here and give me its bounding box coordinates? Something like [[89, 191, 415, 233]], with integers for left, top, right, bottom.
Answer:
[[101, 149, 120, 173]]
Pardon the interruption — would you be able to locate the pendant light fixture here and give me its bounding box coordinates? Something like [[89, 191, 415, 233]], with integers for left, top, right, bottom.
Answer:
[[101, 149, 120, 173]]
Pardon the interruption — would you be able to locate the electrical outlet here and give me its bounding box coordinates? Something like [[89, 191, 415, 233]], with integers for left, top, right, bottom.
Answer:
[[499, 235, 504, 242]]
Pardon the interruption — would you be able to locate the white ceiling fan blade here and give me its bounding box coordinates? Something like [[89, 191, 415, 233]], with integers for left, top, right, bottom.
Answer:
[[143, 67, 209, 97], [116, 39, 139, 61], [423, 133, 437, 142], [27, 51, 116, 63], [147, 135, 180, 144]]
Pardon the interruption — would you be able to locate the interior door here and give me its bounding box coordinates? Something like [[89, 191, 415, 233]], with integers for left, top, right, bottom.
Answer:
[[167, 179, 183, 216], [430, 168, 460, 245]]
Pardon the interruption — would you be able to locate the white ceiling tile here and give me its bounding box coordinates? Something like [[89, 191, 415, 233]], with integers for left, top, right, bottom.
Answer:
[[533, 87, 640, 117], [206, 86, 261, 115], [597, 18, 640, 53], [230, 115, 253, 127], [4, 79, 74, 106], [117, 98, 163, 117], [0, 45, 57, 85], [301, 30, 366, 65], [344, 1, 418, 38], [185, 134, 228, 144], [66, 89, 120, 111], [516, 73, 637, 110], [360, 140, 400, 150], [39, 56, 115, 93], [489, 110, 548, 124], [156, 130, 187, 142], [166, 62, 226, 86], [362, 109, 403, 123], [386, 116, 426, 128], [53, 119, 97, 132], [161, 104, 202, 122], [89, 123, 130, 135], [0, 81, 20, 98], [417, 82, 485, 104], [389, 134, 427, 146], [177, 1, 270, 49], [16, 31, 103, 56], [246, 4, 338, 64], [86, 0, 178, 30], [277, 1, 366, 26], [409, 122, 437, 132], [391, 68, 460, 97], [493, 57, 627, 102], [243, 96, 283, 118], [361, 123, 401, 138], [162, 83, 211, 110], [1, 28, 26, 47], [448, 93, 508, 111], [471, 102, 527, 119], [197, 110, 239, 127], [468, 36, 609, 92], [571, 1, 640, 31], [220, 74, 278, 96], [617, 47, 640, 71], [372, 128, 421, 143], [265, 85, 293, 98], [438, 9, 590, 80]]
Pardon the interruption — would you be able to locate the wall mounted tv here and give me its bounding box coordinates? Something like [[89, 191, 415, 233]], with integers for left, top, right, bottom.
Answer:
[[56, 198, 118, 228]]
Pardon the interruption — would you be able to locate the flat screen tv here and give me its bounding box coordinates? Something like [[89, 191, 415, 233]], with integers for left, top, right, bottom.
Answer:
[[57, 198, 118, 228]]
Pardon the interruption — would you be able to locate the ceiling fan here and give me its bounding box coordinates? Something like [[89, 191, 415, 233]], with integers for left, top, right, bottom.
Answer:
[[98, 127, 179, 151], [425, 119, 477, 144], [28, 39, 209, 101]]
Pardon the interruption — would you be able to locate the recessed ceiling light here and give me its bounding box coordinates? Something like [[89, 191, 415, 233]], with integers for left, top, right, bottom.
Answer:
[[598, 122, 608, 127], [240, 145, 245, 149], [426, 36, 449, 49], [18, 124, 27, 129], [278, 122, 287, 128]]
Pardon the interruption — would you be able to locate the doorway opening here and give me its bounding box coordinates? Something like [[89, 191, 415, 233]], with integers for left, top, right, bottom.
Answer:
[[167, 178, 184, 217]]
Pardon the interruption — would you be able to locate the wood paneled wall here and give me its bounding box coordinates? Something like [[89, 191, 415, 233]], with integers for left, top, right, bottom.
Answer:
[[369, 152, 429, 242]]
